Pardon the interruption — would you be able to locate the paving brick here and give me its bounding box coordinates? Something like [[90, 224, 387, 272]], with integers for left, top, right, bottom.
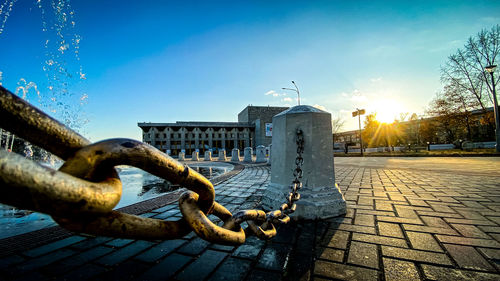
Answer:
[[320, 229, 350, 250], [256, 243, 292, 271], [96, 259, 150, 281], [408, 198, 429, 207], [283, 250, 314, 281], [96, 240, 155, 266], [377, 222, 404, 238], [70, 236, 113, 250], [347, 204, 374, 210], [416, 210, 463, 218], [406, 231, 442, 252], [477, 247, 500, 270], [436, 235, 500, 248], [443, 244, 495, 271], [421, 216, 450, 228], [138, 253, 192, 281], [105, 238, 134, 248], [354, 214, 375, 227], [454, 209, 488, 220], [403, 224, 459, 235], [208, 257, 252, 281], [135, 239, 185, 263], [375, 202, 393, 211], [347, 241, 378, 269], [314, 260, 378, 280], [0, 254, 24, 270], [429, 203, 456, 213], [451, 224, 491, 239], [330, 223, 376, 234], [388, 193, 406, 201], [383, 258, 420, 281], [153, 204, 177, 213], [357, 209, 395, 216], [421, 264, 500, 281], [232, 236, 265, 259], [487, 216, 500, 225], [175, 250, 227, 280], [246, 269, 282, 281], [326, 216, 352, 224], [381, 245, 452, 265], [352, 233, 408, 248], [55, 263, 107, 281], [42, 246, 113, 276], [316, 248, 344, 262], [377, 216, 423, 225], [394, 206, 418, 218], [13, 270, 48, 281], [13, 248, 77, 274], [444, 218, 497, 226], [177, 238, 211, 256], [23, 236, 85, 257], [478, 226, 500, 233], [295, 224, 316, 253]]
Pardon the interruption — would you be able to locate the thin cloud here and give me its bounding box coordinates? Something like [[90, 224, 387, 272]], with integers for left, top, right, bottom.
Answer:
[[370, 77, 382, 83], [265, 90, 279, 97], [313, 104, 327, 111], [282, 97, 293, 102]]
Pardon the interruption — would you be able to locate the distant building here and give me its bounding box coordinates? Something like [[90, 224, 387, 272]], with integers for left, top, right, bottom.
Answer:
[[138, 105, 288, 156], [334, 106, 496, 147]]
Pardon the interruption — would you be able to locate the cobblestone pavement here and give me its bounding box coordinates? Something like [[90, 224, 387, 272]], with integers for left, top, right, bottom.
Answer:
[[1, 159, 500, 280]]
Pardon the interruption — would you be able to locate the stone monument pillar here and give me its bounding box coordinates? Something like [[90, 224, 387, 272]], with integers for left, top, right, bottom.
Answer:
[[231, 148, 240, 162], [243, 147, 253, 163], [262, 105, 346, 219], [204, 151, 212, 161], [192, 151, 199, 161], [255, 145, 267, 163], [218, 149, 227, 161]]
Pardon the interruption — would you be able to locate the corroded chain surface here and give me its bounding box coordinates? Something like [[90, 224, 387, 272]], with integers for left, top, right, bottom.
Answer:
[[0, 85, 303, 245]]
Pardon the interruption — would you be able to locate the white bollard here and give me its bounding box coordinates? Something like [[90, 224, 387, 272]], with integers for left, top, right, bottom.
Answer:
[[255, 145, 267, 163], [204, 150, 212, 161], [218, 149, 227, 161], [231, 148, 240, 162], [178, 152, 185, 161], [243, 147, 253, 163], [262, 105, 346, 220], [192, 151, 199, 161]]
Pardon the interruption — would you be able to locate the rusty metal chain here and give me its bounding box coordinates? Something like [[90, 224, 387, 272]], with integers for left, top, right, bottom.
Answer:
[[0, 85, 303, 245]]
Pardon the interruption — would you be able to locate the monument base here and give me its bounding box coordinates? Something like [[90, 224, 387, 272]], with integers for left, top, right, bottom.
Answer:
[[261, 183, 346, 220]]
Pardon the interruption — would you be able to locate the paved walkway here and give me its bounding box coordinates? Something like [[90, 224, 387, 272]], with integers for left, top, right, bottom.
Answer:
[[1, 159, 500, 280]]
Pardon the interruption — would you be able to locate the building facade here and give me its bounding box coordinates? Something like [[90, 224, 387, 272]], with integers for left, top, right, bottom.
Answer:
[[138, 106, 288, 156]]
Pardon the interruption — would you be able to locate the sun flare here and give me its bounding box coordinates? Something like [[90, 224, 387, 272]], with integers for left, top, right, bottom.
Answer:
[[371, 99, 403, 123]]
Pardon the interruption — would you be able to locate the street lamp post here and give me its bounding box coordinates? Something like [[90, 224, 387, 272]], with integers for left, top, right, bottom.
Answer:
[[352, 108, 365, 156], [282, 80, 301, 105], [485, 65, 500, 153]]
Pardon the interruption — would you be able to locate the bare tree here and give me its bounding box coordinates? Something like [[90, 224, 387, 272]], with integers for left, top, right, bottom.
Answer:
[[331, 114, 346, 134], [441, 25, 499, 111]]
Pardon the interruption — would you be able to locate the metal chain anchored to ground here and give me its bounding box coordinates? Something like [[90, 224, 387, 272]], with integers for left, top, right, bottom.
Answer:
[[0, 86, 303, 245]]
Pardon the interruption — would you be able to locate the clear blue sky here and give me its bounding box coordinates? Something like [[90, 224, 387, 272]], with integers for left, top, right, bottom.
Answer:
[[1, 0, 499, 141]]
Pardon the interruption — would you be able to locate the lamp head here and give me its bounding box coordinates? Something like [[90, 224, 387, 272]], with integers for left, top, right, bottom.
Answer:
[[485, 65, 497, 73]]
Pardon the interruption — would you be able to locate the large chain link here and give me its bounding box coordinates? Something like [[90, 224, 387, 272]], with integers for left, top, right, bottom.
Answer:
[[0, 86, 303, 245]]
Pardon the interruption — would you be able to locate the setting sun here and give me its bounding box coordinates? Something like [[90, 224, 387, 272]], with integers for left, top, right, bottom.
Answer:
[[371, 99, 403, 123]]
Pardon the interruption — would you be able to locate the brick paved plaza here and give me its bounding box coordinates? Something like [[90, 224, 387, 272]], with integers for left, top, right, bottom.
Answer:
[[1, 157, 500, 280]]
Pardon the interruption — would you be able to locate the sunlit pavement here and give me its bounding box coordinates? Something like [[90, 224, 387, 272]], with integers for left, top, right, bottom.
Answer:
[[335, 156, 500, 176], [1, 158, 500, 280]]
